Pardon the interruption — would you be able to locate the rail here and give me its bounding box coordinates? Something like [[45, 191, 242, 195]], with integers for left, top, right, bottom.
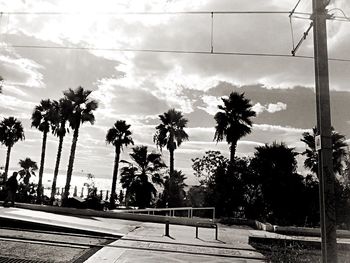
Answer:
[[116, 207, 216, 222]]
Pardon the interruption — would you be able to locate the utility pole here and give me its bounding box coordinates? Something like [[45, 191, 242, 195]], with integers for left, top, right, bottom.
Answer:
[[312, 0, 338, 262]]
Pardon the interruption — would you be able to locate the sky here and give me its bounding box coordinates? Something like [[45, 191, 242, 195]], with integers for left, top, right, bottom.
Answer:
[[0, 0, 350, 187]]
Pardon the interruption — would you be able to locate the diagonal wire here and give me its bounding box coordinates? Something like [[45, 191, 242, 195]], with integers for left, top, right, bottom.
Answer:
[[289, 16, 296, 50], [289, 0, 303, 53]]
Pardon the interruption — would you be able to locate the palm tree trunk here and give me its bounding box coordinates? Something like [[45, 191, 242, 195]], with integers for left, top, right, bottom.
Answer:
[[63, 125, 80, 205], [4, 146, 12, 181], [50, 135, 64, 204], [230, 143, 237, 163], [110, 146, 121, 209], [169, 148, 174, 177], [37, 131, 48, 203]]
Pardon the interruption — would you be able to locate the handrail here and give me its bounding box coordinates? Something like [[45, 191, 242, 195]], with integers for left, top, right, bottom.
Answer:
[[115, 207, 216, 222]]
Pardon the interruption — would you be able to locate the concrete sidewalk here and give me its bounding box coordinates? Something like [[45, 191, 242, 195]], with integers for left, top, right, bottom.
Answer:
[[0, 207, 265, 262], [85, 223, 265, 263]]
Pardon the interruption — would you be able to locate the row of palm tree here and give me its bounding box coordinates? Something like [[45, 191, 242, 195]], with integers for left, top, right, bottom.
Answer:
[[1, 87, 257, 208], [106, 92, 256, 208], [0, 87, 98, 204]]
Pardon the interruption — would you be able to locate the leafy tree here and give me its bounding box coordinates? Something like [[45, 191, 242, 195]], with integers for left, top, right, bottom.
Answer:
[[214, 92, 256, 162], [0, 117, 25, 180], [17, 158, 38, 203], [18, 158, 38, 185], [191, 150, 248, 217], [50, 98, 73, 203], [301, 127, 347, 176], [62, 87, 98, 204], [192, 150, 228, 185], [154, 109, 189, 176], [31, 99, 56, 203], [250, 142, 306, 225], [120, 146, 166, 208], [160, 170, 187, 207], [106, 120, 134, 208], [186, 185, 207, 207]]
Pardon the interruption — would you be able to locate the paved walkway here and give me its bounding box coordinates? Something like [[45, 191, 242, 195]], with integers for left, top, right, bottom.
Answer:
[[0, 207, 265, 262]]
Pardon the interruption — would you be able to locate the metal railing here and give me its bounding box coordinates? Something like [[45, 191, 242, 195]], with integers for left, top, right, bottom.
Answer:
[[116, 207, 216, 221]]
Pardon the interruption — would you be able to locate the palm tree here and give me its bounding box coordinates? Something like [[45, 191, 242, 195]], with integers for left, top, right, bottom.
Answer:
[[301, 126, 347, 176], [106, 120, 134, 208], [18, 158, 38, 185], [120, 146, 166, 208], [0, 117, 25, 180], [62, 87, 98, 204], [214, 92, 256, 162], [154, 109, 189, 176], [161, 170, 188, 207], [31, 99, 56, 203], [50, 98, 73, 203]]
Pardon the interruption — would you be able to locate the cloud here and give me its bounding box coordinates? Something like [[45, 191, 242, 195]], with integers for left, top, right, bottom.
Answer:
[[197, 95, 222, 115], [0, 51, 45, 89], [252, 102, 287, 114]]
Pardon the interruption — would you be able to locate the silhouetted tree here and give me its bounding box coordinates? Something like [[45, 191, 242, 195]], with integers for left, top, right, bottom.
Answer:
[[250, 142, 306, 225], [192, 151, 249, 217], [31, 99, 56, 203], [186, 185, 207, 207], [106, 120, 134, 208], [154, 109, 189, 176], [0, 117, 25, 180], [160, 170, 187, 207], [18, 158, 38, 185], [214, 92, 256, 162], [301, 126, 347, 176], [17, 158, 38, 203], [62, 87, 98, 204], [192, 150, 228, 185], [50, 98, 73, 203], [118, 190, 124, 206], [120, 146, 166, 208]]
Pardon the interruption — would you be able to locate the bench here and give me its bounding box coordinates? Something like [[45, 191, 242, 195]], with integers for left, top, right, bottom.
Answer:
[[195, 221, 218, 240]]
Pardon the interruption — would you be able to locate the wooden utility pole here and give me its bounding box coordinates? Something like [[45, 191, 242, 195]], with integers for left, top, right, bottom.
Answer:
[[312, 0, 338, 262]]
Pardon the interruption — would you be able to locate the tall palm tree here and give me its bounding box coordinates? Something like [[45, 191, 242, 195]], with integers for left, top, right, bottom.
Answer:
[[62, 87, 98, 204], [154, 109, 189, 176], [214, 92, 256, 162], [0, 117, 25, 180], [50, 98, 73, 203], [301, 126, 347, 176], [106, 120, 134, 208], [31, 99, 56, 203], [18, 158, 38, 185], [120, 146, 166, 208]]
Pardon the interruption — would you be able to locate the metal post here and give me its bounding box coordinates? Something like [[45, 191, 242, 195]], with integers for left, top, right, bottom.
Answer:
[[312, 0, 338, 262], [165, 220, 170, 236]]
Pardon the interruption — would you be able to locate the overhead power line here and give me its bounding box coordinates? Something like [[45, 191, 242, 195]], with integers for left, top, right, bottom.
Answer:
[[3, 44, 350, 63], [0, 10, 311, 16]]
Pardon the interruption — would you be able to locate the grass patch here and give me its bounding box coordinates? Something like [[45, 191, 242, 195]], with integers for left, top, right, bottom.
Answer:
[[251, 242, 350, 263]]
